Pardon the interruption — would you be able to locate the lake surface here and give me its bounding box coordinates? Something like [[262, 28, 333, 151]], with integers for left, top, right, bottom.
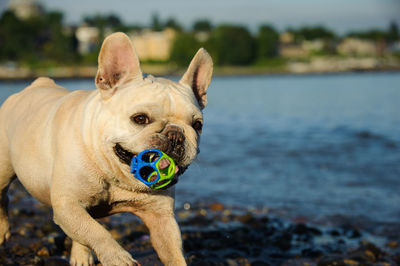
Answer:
[[1, 72, 399, 231]]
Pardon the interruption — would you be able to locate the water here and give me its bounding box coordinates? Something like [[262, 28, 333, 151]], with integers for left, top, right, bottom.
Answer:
[[1, 72, 399, 229]]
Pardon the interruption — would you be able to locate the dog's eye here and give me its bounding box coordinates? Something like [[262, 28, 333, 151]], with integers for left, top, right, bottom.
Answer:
[[192, 121, 203, 132], [131, 114, 150, 125]]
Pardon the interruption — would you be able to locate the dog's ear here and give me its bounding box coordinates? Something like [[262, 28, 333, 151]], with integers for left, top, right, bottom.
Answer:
[[95, 32, 142, 99], [180, 48, 213, 109]]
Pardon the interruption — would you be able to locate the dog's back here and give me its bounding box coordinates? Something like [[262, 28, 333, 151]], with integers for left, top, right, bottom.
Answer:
[[0, 77, 92, 204]]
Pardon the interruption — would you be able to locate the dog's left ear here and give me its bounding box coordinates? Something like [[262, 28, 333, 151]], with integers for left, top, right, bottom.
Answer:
[[180, 48, 213, 109], [95, 32, 143, 99]]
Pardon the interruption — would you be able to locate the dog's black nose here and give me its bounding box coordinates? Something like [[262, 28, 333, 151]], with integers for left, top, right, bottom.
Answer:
[[161, 125, 185, 161], [165, 126, 185, 146]]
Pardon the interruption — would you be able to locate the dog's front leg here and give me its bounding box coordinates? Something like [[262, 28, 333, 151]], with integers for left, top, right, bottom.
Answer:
[[138, 210, 186, 266], [52, 197, 138, 266]]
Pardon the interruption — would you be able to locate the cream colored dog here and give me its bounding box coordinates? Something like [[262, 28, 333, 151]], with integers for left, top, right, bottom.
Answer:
[[0, 32, 212, 266]]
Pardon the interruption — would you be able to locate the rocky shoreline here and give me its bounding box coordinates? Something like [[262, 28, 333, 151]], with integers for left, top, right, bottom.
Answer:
[[1, 181, 399, 266], [1, 59, 400, 81]]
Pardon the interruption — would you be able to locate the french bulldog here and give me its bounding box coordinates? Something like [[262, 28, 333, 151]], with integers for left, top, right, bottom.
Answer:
[[0, 32, 212, 266]]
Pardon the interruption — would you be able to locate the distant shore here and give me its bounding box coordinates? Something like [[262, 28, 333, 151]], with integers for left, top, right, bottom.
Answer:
[[1, 57, 399, 81]]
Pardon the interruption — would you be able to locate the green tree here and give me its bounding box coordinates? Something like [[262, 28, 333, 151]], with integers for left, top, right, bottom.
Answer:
[[106, 14, 122, 28], [151, 13, 162, 31], [296, 26, 335, 40], [41, 11, 77, 62], [0, 10, 77, 65], [0, 11, 31, 61], [387, 21, 399, 42], [207, 25, 256, 65], [164, 18, 182, 31], [193, 20, 213, 32], [347, 29, 387, 41], [170, 33, 201, 66], [257, 24, 279, 59]]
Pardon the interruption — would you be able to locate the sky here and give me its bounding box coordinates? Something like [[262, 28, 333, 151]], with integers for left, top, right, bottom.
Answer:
[[1, 0, 400, 34]]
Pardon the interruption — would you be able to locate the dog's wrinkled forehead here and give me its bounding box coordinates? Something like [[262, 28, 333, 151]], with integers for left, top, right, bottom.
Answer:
[[112, 74, 202, 119], [139, 75, 197, 104]]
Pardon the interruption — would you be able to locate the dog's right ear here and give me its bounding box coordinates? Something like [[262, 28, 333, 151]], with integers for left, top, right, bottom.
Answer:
[[95, 32, 143, 100]]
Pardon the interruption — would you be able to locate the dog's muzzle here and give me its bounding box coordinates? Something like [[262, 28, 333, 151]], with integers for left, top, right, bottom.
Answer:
[[163, 126, 186, 159], [114, 125, 189, 177]]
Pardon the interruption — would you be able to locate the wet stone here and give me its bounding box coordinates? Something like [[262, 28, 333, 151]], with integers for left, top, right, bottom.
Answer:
[[209, 202, 225, 211], [43, 257, 70, 266], [36, 246, 50, 257], [386, 241, 398, 248], [317, 257, 346, 266], [236, 213, 255, 224]]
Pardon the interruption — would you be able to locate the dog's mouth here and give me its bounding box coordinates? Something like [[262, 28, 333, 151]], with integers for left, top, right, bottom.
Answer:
[[113, 143, 188, 189], [114, 143, 136, 166]]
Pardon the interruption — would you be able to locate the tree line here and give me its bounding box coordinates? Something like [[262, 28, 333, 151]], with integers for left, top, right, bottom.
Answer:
[[0, 10, 399, 67]]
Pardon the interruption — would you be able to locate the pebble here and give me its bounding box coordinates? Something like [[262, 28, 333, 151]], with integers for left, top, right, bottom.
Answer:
[[177, 210, 191, 219], [209, 202, 225, 211], [36, 246, 50, 257], [343, 259, 359, 265], [43, 257, 70, 266], [386, 241, 398, 248]]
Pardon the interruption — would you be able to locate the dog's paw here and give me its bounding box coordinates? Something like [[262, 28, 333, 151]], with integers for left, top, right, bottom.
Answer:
[[0, 221, 10, 245], [70, 241, 94, 266], [98, 248, 140, 266], [70, 256, 94, 266]]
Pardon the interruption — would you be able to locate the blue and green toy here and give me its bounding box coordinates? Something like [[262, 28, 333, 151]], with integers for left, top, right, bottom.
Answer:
[[130, 149, 176, 190]]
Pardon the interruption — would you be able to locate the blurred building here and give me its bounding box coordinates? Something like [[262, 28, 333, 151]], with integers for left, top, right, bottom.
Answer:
[[302, 40, 325, 53], [75, 27, 176, 61], [389, 40, 400, 53], [8, 0, 43, 20], [194, 31, 210, 42], [337, 38, 377, 56], [279, 32, 307, 58], [75, 25, 100, 54], [129, 29, 176, 61], [280, 32, 295, 44]]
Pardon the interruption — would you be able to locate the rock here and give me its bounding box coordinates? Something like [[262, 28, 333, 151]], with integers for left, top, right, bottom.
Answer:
[[235, 257, 251, 265], [198, 208, 208, 216], [291, 223, 322, 236], [343, 259, 359, 265], [28, 240, 42, 251], [236, 213, 255, 224], [209, 202, 225, 211], [54, 234, 67, 251], [177, 210, 191, 219], [184, 214, 212, 227], [110, 228, 122, 239], [317, 257, 346, 266], [347, 250, 375, 263], [226, 258, 239, 266], [37, 246, 50, 257], [11, 244, 30, 256], [386, 241, 398, 248], [43, 257, 70, 266], [302, 248, 323, 258], [183, 202, 191, 210], [251, 260, 271, 266], [135, 223, 150, 234], [273, 233, 292, 251]]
